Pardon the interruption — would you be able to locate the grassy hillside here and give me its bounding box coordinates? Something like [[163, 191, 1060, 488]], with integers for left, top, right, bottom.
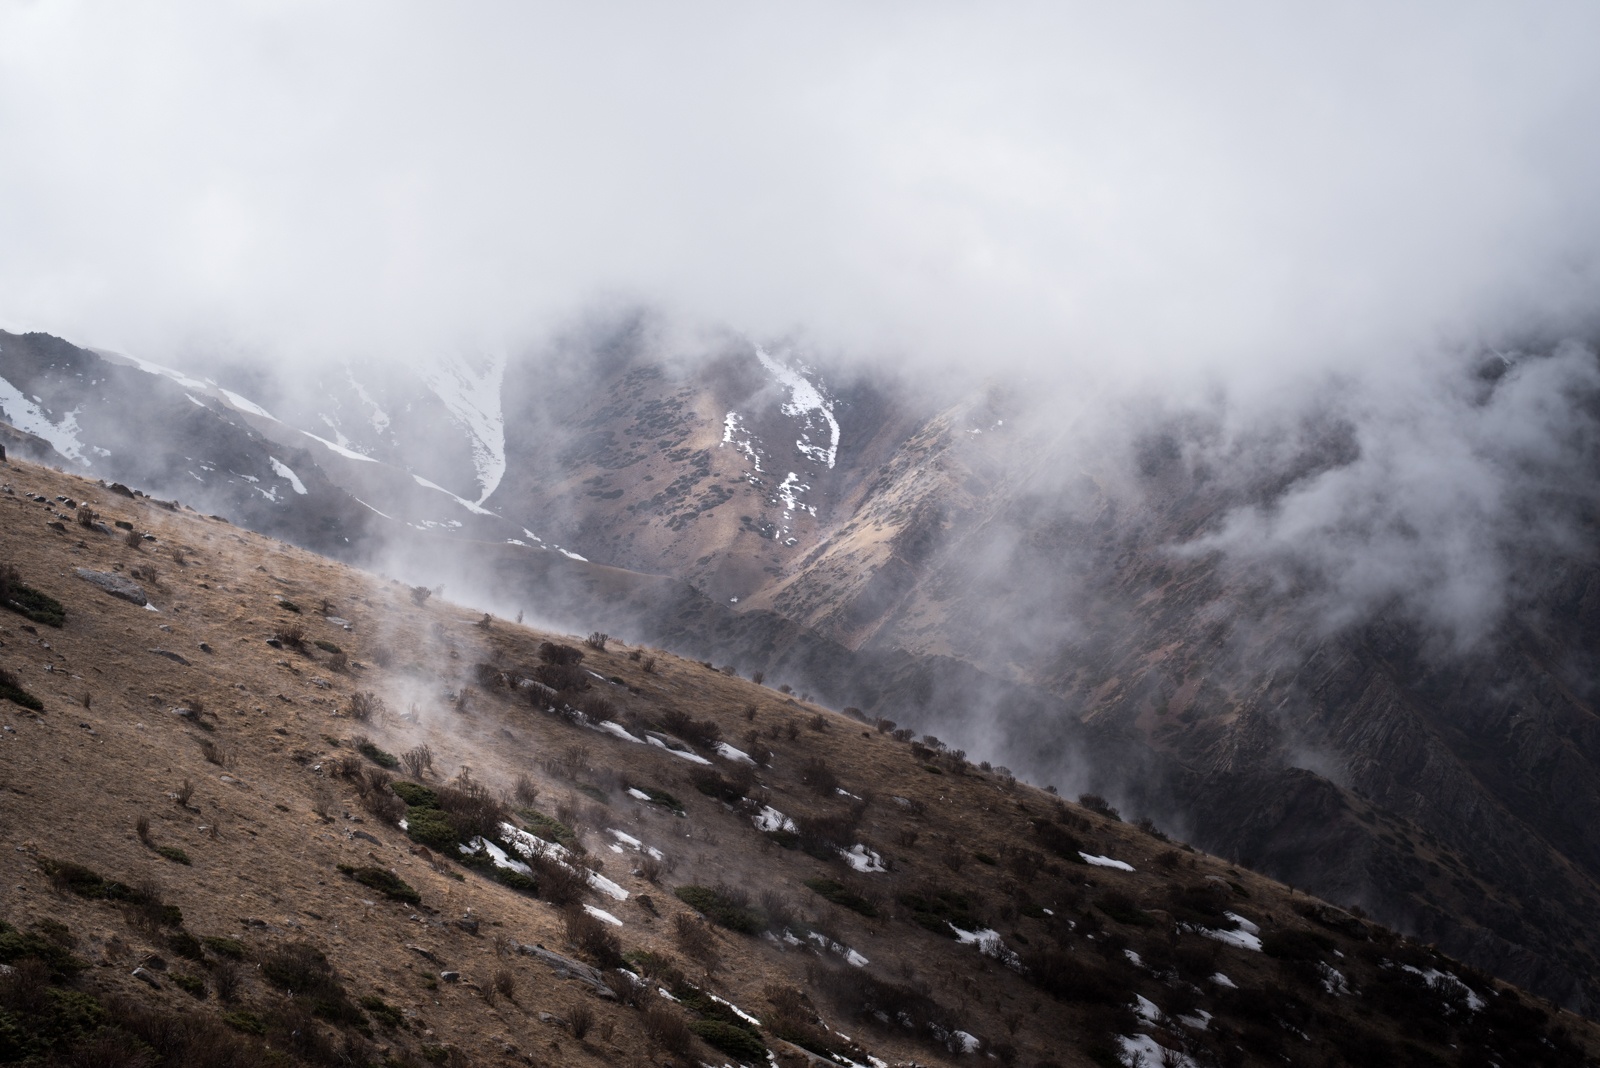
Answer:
[[0, 458, 1592, 1068]]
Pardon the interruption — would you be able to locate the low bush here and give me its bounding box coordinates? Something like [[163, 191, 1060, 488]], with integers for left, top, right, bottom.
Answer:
[[0, 667, 43, 712], [1078, 793, 1122, 821], [804, 878, 879, 918], [898, 887, 983, 935], [675, 884, 765, 934], [691, 1019, 767, 1060], [355, 738, 398, 768], [690, 765, 756, 804], [203, 936, 247, 960], [259, 943, 364, 1026], [1096, 891, 1157, 927], [657, 707, 722, 748], [337, 864, 421, 904], [563, 906, 624, 969], [0, 566, 64, 627]]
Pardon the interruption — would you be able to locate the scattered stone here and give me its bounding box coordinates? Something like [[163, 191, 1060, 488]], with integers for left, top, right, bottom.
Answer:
[[198, 642, 213, 653], [440, 971, 461, 983], [106, 482, 134, 498], [454, 917, 480, 935], [350, 830, 382, 846], [131, 967, 160, 987], [75, 569, 147, 606], [264, 638, 283, 649], [149, 649, 191, 666], [406, 944, 439, 963]]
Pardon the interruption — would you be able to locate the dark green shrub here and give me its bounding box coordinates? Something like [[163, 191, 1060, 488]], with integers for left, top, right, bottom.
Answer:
[[0, 922, 87, 979], [690, 1019, 767, 1060], [403, 808, 461, 852], [337, 864, 421, 904], [167, 930, 205, 960], [631, 784, 685, 815], [260, 943, 364, 1026], [0, 669, 42, 712], [391, 781, 438, 808], [804, 878, 879, 918], [0, 568, 64, 627], [223, 1011, 268, 1034], [898, 888, 982, 935], [360, 995, 405, 1029], [1096, 891, 1156, 927], [1263, 928, 1335, 961], [314, 639, 342, 654], [674, 885, 764, 934], [520, 809, 582, 851], [203, 935, 247, 960], [171, 972, 207, 998], [356, 740, 398, 768], [156, 845, 191, 865]]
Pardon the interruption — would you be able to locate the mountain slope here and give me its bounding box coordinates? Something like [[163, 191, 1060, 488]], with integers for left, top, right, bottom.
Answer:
[[0, 457, 1596, 1067]]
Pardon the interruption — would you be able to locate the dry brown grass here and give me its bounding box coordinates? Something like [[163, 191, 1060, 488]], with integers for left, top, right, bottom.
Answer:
[[0, 457, 1586, 1068]]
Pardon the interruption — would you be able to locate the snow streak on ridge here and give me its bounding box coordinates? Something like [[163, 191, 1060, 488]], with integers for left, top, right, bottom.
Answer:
[[754, 344, 839, 469], [421, 352, 506, 504]]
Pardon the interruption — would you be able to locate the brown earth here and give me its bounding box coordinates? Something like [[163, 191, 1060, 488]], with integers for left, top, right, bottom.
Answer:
[[0, 456, 1595, 1068]]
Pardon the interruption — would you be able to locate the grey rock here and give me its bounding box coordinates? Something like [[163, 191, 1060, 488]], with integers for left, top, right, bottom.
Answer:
[[74, 568, 147, 606], [439, 970, 460, 983], [515, 944, 616, 998], [131, 967, 160, 987], [350, 830, 382, 845], [149, 649, 191, 666]]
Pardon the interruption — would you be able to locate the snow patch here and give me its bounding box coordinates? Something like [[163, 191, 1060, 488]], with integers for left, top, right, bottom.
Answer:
[[304, 431, 379, 462], [1080, 853, 1135, 871], [219, 388, 276, 420], [754, 345, 840, 469], [1198, 926, 1262, 952], [645, 734, 711, 764], [557, 547, 588, 562], [753, 806, 797, 834], [715, 742, 755, 764], [268, 457, 307, 495], [583, 904, 623, 926], [421, 351, 506, 504], [840, 844, 886, 873], [1118, 1034, 1197, 1068], [411, 473, 498, 517], [0, 377, 88, 465]]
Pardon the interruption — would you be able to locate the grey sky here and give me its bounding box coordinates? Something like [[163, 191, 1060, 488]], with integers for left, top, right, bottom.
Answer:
[[3, 3, 1599, 390]]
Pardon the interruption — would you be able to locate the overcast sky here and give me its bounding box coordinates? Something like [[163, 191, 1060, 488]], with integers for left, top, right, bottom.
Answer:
[[2, 2, 1600, 391]]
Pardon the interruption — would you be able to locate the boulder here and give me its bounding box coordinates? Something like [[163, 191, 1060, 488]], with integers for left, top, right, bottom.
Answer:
[[74, 569, 147, 606]]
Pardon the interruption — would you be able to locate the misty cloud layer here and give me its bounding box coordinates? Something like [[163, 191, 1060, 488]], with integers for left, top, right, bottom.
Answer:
[[3, 3, 1600, 389], [4, 3, 1600, 654]]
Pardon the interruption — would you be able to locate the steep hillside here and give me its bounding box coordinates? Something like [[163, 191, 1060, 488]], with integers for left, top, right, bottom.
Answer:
[[6, 325, 1600, 1017], [0, 457, 1595, 1068]]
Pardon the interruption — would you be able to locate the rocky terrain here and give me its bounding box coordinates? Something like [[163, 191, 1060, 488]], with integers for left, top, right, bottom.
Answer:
[[0, 456, 1597, 1067], [3, 324, 1600, 1017]]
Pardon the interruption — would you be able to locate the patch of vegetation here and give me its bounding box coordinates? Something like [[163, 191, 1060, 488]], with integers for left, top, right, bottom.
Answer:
[[203, 935, 247, 959], [260, 942, 365, 1026], [0, 921, 88, 979], [360, 994, 406, 1029], [1096, 891, 1157, 927], [171, 972, 207, 998], [37, 859, 180, 923], [277, 599, 302, 613], [155, 845, 192, 865], [391, 781, 438, 808], [631, 784, 685, 815], [404, 807, 462, 853], [675, 884, 765, 934], [804, 877, 879, 918], [576, 782, 610, 805], [765, 830, 800, 850], [167, 930, 205, 960], [1031, 819, 1088, 861], [356, 740, 399, 769], [691, 765, 756, 804], [0, 566, 65, 627], [519, 809, 582, 851], [690, 1019, 768, 1061], [899, 888, 983, 936], [222, 1010, 268, 1034], [337, 863, 421, 905], [314, 639, 343, 654], [1263, 928, 1336, 961], [0, 668, 43, 712]]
